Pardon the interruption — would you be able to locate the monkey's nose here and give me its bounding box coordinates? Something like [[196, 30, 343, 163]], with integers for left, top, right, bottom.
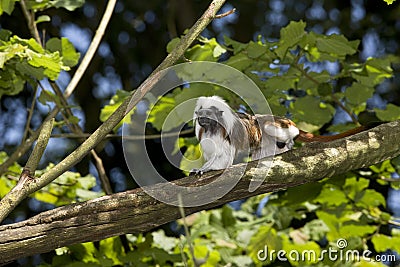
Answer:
[[198, 117, 211, 126]]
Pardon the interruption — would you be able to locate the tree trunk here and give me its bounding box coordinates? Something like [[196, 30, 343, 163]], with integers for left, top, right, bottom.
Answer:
[[0, 121, 399, 263]]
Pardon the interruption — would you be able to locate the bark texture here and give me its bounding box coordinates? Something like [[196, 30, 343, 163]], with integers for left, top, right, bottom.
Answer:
[[0, 121, 399, 263]]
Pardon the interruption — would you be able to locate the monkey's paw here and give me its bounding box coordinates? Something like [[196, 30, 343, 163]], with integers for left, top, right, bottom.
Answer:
[[189, 168, 204, 177]]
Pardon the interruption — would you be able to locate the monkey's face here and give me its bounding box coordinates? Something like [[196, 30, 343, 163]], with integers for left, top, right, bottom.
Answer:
[[195, 106, 224, 130]]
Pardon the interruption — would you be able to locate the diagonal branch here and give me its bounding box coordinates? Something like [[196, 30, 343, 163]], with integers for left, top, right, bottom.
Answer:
[[0, 121, 399, 263], [0, 0, 227, 223], [0, 0, 118, 176]]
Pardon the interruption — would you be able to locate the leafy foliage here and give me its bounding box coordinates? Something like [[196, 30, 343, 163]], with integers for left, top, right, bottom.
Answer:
[[98, 20, 400, 266], [0, 0, 399, 264], [99, 89, 132, 131], [27, 0, 85, 12], [46, 172, 399, 266], [119, 20, 400, 172], [0, 31, 80, 98], [0, 152, 103, 205]]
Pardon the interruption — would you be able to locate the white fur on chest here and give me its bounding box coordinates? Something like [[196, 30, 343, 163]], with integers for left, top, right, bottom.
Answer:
[[198, 131, 235, 170]]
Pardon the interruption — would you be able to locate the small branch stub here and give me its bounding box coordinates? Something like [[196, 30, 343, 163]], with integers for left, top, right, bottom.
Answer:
[[215, 8, 236, 19]]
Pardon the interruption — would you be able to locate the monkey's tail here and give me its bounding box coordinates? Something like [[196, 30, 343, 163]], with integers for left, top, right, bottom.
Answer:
[[295, 122, 382, 143]]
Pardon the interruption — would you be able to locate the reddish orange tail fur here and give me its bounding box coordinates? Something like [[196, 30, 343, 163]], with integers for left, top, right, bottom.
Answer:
[[295, 125, 370, 143]]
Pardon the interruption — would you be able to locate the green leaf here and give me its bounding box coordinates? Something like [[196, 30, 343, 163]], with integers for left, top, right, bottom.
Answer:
[[314, 185, 348, 206], [221, 205, 236, 228], [68, 242, 99, 263], [99, 237, 124, 266], [351, 56, 397, 86], [315, 34, 359, 57], [0, 0, 17, 15], [224, 52, 253, 70], [291, 95, 335, 126], [265, 74, 297, 91], [166, 37, 180, 53], [185, 37, 221, 61], [0, 70, 25, 98], [0, 176, 16, 198], [28, 0, 85, 11], [345, 83, 374, 105], [224, 36, 248, 54], [248, 225, 282, 264], [374, 103, 400, 121], [317, 83, 332, 96], [339, 224, 376, 238], [342, 177, 369, 201], [99, 89, 132, 131], [275, 20, 306, 59], [35, 15, 51, 24], [316, 211, 340, 240], [213, 43, 226, 57], [383, 0, 396, 4], [280, 182, 323, 206], [50, 0, 85, 11], [46, 37, 80, 67], [358, 189, 386, 208], [247, 41, 266, 59], [372, 234, 400, 252], [298, 70, 331, 94], [61, 37, 80, 66], [26, 49, 66, 80], [38, 89, 57, 106]]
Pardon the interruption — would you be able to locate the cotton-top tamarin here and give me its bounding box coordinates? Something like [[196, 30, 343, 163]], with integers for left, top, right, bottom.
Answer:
[[192, 96, 370, 174]]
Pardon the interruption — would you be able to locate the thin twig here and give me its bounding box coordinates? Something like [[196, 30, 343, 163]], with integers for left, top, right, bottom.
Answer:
[[50, 128, 194, 140], [215, 8, 236, 18], [0, 0, 117, 175], [20, 0, 41, 45], [178, 194, 206, 267], [90, 150, 113, 194], [49, 82, 113, 194], [22, 86, 38, 142], [0, 0, 227, 223], [63, 0, 116, 98], [330, 94, 360, 125]]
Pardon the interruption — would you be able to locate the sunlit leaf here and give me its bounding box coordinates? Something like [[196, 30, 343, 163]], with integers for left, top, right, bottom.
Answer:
[[0, 0, 17, 15], [314, 185, 348, 206], [275, 20, 306, 59], [339, 224, 376, 238], [291, 95, 335, 126], [35, 15, 51, 24], [316, 34, 359, 57], [372, 234, 400, 252], [345, 83, 374, 105], [99, 89, 132, 131], [374, 103, 400, 121]]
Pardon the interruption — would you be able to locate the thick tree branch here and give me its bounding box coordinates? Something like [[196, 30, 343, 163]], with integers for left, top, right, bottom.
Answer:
[[0, 121, 399, 263], [0, 0, 227, 222]]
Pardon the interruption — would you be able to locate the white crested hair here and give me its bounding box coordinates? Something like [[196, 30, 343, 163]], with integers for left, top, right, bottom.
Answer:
[[194, 96, 237, 132]]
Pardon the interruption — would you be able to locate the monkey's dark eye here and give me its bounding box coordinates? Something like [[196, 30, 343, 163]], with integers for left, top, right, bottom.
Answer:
[[276, 142, 286, 149]]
